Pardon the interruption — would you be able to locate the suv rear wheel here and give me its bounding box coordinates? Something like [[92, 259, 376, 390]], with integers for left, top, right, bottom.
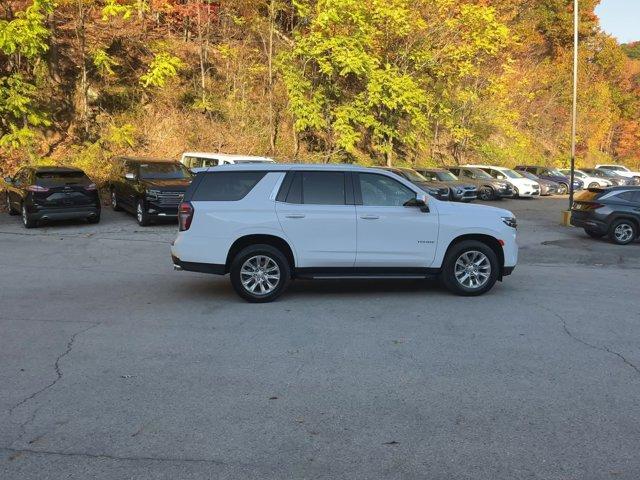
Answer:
[[230, 244, 291, 303], [609, 219, 637, 245], [441, 240, 499, 296]]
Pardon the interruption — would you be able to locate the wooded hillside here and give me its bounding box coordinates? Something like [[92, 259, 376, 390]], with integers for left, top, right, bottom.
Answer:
[[1, 0, 639, 181]]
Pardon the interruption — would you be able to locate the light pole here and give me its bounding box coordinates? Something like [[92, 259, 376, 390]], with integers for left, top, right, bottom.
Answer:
[[568, 0, 579, 211]]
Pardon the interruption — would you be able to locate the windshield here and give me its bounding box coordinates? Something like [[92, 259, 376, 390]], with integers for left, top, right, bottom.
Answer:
[[436, 171, 457, 181], [501, 169, 524, 179], [399, 169, 429, 183], [546, 168, 564, 176], [602, 165, 625, 171], [139, 163, 191, 180], [468, 168, 493, 180]]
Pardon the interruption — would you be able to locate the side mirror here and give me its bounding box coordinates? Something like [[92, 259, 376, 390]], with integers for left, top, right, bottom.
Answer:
[[124, 172, 136, 181], [404, 193, 430, 213], [3, 176, 12, 184]]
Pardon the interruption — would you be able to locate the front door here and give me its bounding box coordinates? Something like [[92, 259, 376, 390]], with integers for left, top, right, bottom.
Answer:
[[354, 172, 438, 268], [276, 171, 356, 268]]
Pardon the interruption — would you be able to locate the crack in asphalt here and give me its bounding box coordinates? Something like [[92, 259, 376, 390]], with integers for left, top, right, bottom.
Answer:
[[8, 323, 100, 417], [554, 311, 640, 376], [2, 447, 225, 465]]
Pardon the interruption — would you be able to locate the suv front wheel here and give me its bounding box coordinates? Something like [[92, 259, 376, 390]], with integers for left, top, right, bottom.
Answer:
[[230, 244, 291, 303], [441, 240, 499, 296]]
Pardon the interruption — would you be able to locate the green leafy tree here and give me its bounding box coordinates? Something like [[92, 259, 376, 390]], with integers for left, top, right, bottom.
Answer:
[[140, 52, 185, 88]]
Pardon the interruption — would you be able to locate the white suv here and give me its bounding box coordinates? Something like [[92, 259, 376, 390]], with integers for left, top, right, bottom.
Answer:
[[464, 164, 540, 198], [181, 152, 275, 173], [596, 165, 640, 184], [171, 164, 518, 302]]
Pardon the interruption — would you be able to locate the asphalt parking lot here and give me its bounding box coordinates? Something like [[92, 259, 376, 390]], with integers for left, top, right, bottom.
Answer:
[[1, 196, 639, 480]]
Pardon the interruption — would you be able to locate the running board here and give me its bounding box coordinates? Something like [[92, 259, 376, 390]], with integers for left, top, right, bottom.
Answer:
[[294, 267, 440, 280]]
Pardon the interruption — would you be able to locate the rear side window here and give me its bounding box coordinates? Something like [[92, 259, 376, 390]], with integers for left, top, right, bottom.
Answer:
[[279, 171, 347, 205], [615, 191, 636, 202], [192, 171, 267, 201], [302, 172, 346, 205]]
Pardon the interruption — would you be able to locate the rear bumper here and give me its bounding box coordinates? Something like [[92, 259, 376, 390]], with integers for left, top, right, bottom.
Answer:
[[570, 213, 608, 234], [172, 255, 226, 275], [29, 206, 100, 221]]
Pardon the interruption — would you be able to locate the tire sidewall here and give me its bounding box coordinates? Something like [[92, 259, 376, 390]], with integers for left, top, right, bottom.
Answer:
[[441, 240, 499, 296], [136, 199, 150, 226], [230, 244, 291, 303]]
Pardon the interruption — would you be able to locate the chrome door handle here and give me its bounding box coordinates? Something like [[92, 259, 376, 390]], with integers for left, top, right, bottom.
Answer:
[[285, 214, 306, 219], [360, 215, 380, 220]]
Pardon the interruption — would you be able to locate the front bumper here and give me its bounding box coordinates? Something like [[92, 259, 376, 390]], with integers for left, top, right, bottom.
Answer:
[[451, 190, 478, 202], [145, 201, 180, 217]]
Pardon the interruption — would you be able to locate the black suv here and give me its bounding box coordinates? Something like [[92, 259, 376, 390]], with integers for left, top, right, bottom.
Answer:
[[109, 157, 193, 226], [571, 187, 640, 245], [4, 166, 101, 228]]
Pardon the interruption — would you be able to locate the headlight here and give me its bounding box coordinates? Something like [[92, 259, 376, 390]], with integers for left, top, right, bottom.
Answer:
[[147, 189, 160, 199], [502, 216, 517, 229]]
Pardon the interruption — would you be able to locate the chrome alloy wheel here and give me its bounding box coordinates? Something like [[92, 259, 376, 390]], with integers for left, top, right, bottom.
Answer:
[[614, 223, 634, 243], [454, 250, 491, 289], [22, 204, 28, 225], [111, 191, 118, 208], [240, 255, 281, 295]]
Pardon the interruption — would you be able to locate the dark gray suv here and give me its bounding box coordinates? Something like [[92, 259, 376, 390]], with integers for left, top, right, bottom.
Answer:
[[446, 167, 514, 201]]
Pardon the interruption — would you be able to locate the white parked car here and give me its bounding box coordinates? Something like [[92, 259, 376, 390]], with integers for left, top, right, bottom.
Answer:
[[596, 164, 640, 184], [559, 169, 612, 189], [180, 152, 275, 173], [463, 165, 540, 198], [171, 164, 518, 302]]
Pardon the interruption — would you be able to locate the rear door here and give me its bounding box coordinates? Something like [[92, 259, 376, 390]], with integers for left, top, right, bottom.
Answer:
[[275, 171, 356, 268], [354, 172, 438, 268]]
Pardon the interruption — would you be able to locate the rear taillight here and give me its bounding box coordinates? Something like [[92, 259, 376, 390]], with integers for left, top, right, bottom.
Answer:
[[27, 185, 49, 192], [178, 201, 194, 231], [84, 183, 97, 191]]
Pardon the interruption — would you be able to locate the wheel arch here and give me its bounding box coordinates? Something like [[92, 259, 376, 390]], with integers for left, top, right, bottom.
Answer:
[[609, 215, 640, 231], [444, 234, 505, 276], [225, 234, 296, 274]]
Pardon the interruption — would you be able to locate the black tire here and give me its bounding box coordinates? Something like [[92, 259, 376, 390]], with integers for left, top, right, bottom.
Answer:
[[6, 193, 19, 215], [87, 214, 101, 224], [111, 189, 123, 211], [21, 204, 37, 229], [557, 183, 569, 195], [608, 219, 637, 245], [512, 186, 520, 198], [479, 186, 495, 201], [136, 199, 151, 226], [230, 244, 291, 303], [584, 228, 605, 239], [440, 240, 500, 296]]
